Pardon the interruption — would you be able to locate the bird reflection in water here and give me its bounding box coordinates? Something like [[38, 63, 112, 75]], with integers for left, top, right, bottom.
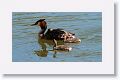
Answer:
[[34, 36, 79, 58], [34, 36, 64, 58], [34, 50, 48, 57], [34, 37, 49, 57]]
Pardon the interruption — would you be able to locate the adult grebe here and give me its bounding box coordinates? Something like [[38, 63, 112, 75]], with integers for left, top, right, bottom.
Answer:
[[31, 19, 81, 42]]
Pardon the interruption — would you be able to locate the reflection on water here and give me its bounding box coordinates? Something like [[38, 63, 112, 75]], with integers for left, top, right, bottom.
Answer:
[[12, 12, 102, 62], [34, 37, 77, 58], [34, 50, 48, 57]]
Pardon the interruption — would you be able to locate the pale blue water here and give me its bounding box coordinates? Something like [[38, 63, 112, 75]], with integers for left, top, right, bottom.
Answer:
[[12, 12, 102, 62]]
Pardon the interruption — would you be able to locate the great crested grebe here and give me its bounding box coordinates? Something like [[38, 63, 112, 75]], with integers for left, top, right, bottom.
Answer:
[[31, 19, 81, 43], [53, 39, 72, 51]]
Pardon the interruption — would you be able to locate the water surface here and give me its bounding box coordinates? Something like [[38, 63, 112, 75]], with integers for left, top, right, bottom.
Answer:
[[12, 12, 102, 62]]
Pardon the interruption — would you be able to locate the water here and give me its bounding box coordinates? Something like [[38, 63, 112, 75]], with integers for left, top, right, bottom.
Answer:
[[12, 12, 102, 62]]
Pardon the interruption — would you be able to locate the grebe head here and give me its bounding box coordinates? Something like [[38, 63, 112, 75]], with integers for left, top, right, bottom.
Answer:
[[31, 19, 47, 37]]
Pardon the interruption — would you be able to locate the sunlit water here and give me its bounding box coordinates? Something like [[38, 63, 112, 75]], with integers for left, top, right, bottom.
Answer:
[[12, 12, 102, 62]]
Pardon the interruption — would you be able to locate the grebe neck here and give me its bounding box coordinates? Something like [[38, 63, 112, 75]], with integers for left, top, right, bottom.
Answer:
[[39, 26, 47, 34]]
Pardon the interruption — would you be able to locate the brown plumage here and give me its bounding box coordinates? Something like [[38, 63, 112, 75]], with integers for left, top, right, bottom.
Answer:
[[38, 20, 47, 29], [53, 39, 72, 51]]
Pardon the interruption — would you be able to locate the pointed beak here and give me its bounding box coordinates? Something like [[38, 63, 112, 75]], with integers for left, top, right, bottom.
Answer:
[[31, 24, 36, 26]]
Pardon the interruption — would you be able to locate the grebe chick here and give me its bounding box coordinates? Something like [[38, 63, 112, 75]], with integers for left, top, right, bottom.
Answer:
[[53, 39, 72, 51], [61, 33, 81, 43]]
